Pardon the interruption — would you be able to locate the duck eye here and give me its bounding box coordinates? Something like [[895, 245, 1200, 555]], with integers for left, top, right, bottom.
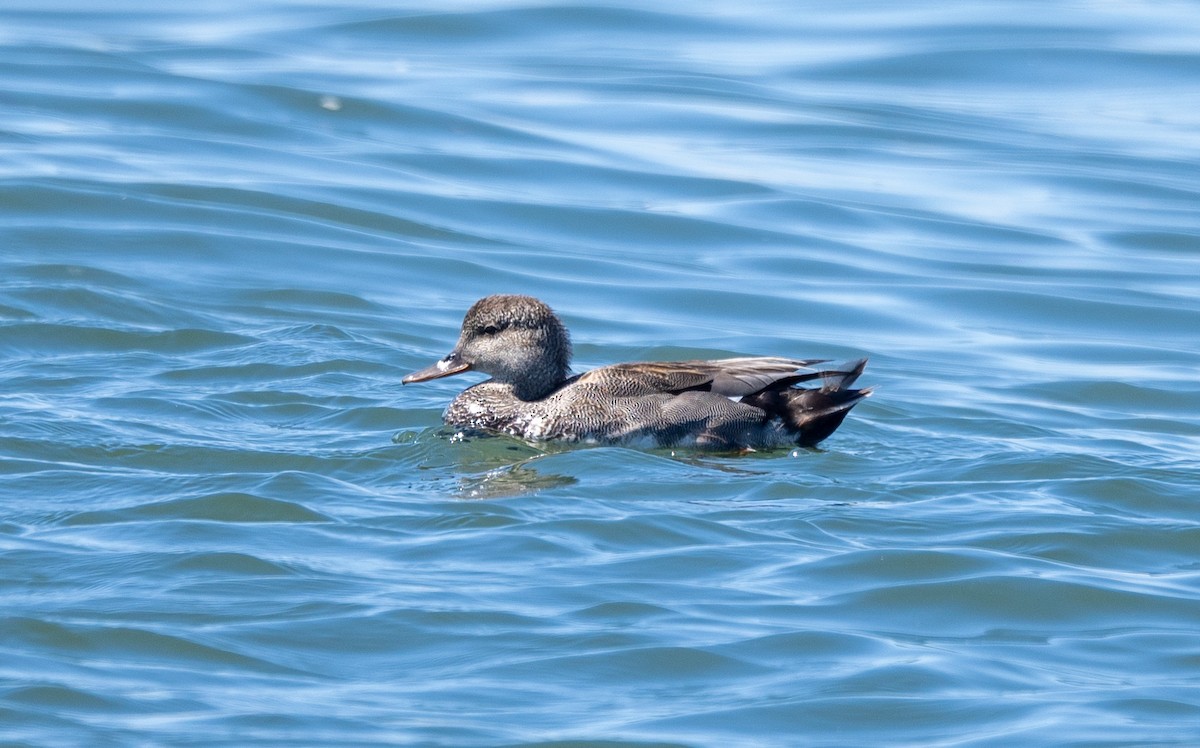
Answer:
[[480, 324, 500, 336]]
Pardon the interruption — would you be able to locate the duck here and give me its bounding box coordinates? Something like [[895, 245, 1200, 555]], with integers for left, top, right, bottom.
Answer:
[[403, 294, 871, 450]]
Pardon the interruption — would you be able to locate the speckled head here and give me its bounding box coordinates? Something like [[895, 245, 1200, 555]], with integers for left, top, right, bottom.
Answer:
[[402, 295, 573, 401]]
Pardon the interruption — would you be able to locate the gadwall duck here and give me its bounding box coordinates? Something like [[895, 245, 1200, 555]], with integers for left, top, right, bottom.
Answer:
[[403, 295, 871, 450]]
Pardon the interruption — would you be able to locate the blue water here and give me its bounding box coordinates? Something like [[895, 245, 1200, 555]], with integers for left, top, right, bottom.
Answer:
[[4, 1, 1200, 745]]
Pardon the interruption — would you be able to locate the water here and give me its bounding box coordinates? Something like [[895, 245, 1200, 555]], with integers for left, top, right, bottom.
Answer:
[[3, 1, 1200, 745]]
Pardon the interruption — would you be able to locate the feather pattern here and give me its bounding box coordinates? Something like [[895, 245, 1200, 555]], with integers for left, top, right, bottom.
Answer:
[[577, 357, 830, 397]]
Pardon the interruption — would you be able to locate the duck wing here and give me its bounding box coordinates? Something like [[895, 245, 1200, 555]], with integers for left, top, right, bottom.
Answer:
[[575, 357, 829, 397]]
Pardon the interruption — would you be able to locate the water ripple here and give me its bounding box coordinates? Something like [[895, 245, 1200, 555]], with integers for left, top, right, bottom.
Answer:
[[3, 1, 1200, 745]]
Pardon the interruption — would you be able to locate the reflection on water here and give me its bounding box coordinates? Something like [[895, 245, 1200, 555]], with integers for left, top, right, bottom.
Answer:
[[396, 427, 580, 499], [457, 462, 579, 500]]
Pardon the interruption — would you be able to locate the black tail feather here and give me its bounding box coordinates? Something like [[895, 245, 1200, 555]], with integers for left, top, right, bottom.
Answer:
[[740, 358, 872, 447], [787, 384, 872, 446], [817, 357, 867, 392]]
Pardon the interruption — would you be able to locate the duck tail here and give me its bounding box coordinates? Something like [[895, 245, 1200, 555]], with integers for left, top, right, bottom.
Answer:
[[743, 358, 872, 447]]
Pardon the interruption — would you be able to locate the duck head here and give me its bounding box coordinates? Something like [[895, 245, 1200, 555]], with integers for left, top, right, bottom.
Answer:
[[402, 294, 572, 401]]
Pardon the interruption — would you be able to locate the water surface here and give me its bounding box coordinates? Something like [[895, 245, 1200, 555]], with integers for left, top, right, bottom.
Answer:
[[3, 1, 1200, 745]]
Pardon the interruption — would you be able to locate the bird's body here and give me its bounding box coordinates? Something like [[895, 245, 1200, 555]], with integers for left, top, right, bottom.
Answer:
[[404, 295, 870, 450]]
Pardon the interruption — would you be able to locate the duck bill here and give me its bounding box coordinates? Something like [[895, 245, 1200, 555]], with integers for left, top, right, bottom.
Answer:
[[402, 352, 472, 384]]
